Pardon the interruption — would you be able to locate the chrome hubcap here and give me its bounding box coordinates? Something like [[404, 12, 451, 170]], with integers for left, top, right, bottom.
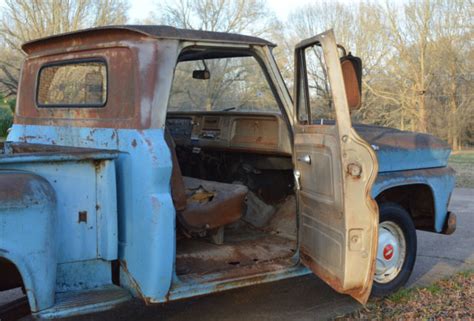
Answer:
[[374, 221, 406, 284]]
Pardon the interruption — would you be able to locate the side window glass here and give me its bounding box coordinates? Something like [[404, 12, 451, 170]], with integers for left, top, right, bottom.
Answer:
[[303, 45, 335, 124]]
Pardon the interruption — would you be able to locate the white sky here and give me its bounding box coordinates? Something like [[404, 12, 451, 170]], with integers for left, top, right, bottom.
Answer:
[[128, 0, 322, 22]]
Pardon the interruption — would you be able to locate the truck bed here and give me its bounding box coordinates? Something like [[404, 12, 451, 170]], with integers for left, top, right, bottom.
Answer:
[[0, 142, 119, 164], [0, 141, 120, 264]]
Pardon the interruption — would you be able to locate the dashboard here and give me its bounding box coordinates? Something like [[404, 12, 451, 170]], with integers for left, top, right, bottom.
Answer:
[[166, 111, 292, 156]]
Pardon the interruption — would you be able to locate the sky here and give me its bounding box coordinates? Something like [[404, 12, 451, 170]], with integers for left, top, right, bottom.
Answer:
[[128, 0, 317, 22]]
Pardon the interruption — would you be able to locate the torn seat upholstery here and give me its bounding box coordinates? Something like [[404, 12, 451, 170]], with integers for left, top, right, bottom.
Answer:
[[165, 129, 248, 236]]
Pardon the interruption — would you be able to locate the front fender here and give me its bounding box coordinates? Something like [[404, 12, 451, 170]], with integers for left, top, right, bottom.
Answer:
[[0, 170, 57, 312], [372, 167, 456, 232]]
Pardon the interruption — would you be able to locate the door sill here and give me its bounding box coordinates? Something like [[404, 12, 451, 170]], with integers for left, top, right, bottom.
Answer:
[[157, 259, 310, 303]]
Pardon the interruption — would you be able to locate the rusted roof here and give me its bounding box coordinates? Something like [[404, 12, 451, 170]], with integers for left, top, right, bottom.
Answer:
[[22, 25, 275, 53]]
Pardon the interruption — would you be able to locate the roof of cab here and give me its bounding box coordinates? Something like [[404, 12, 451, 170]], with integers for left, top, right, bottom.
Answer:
[[22, 25, 275, 53]]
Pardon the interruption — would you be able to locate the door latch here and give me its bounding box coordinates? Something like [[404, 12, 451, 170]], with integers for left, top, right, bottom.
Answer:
[[294, 170, 301, 190]]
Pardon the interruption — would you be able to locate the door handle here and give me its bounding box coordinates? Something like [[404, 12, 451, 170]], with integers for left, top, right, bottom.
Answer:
[[297, 154, 311, 164]]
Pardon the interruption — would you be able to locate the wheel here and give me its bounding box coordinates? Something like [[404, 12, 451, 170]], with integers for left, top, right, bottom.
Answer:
[[372, 203, 417, 297]]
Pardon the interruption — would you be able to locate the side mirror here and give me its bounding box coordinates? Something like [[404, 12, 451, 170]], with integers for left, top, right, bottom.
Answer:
[[192, 70, 210, 80], [340, 54, 362, 111]]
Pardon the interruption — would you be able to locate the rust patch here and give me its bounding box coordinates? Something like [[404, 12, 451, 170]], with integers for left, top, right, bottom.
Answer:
[[346, 162, 362, 179], [4, 142, 119, 160], [0, 171, 54, 206], [300, 249, 370, 304], [78, 211, 88, 223], [176, 229, 295, 277], [15, 41, 143, 129], [442, 211, 456, 235]]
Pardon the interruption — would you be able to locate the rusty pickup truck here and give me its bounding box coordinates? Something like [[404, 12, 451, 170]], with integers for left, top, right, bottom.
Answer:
[[0, 26, 456, 318]]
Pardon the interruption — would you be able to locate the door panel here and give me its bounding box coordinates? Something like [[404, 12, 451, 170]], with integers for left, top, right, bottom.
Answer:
[[293, 30, 379, 304]]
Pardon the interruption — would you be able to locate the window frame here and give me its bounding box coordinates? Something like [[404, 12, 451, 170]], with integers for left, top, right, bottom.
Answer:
[[35, 57, 109, 108], [168, 47, 283, 114]]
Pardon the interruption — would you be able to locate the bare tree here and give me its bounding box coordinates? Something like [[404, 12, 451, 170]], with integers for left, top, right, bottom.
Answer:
[[0, 0, 129, 96], [287, 1, 390, 122], [287, 0, 472, 149], [150, 0, 276, 36], [148, 0, 280, 110], [430, 0, 473, 149]]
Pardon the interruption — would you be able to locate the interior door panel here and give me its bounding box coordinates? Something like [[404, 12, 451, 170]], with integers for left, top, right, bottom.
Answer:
[[294, 30, 379, 304]]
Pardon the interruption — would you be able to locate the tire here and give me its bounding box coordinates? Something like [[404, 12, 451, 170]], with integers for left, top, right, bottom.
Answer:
[[371, 202, 417, 297]]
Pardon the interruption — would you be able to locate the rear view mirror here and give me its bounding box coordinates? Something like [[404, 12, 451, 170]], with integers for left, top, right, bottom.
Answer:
[[192, 70, 210, 80], [340, 54, 362, 111]]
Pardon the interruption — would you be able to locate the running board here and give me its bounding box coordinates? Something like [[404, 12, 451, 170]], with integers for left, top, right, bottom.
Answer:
[[35, 285, 130, 319]]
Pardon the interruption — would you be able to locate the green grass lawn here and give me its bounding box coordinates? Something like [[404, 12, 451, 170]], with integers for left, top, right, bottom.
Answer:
[[449, 150, 474, 188]]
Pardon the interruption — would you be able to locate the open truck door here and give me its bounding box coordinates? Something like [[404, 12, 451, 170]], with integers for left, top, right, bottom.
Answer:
[[293, 30, 379, 304]]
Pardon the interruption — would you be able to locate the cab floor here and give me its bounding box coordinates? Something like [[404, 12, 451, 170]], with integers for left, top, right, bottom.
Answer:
[[176, 226, 296, 276]]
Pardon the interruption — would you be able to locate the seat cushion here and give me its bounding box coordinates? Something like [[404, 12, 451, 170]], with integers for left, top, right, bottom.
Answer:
[[178, 177, 248, 232]]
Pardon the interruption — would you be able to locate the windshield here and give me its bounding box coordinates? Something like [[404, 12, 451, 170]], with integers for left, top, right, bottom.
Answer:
[[168, 56, 279, 113]]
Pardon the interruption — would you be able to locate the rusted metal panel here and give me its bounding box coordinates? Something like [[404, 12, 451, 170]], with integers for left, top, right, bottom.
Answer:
[[16, 34, 179, 131], [1, 142, 119, 161], [167, 112, 293, 155], [293, 30, 379, 304], [16, 45, 141, 129], [442, 212, 456, 235], [22, 25, 274, 55]]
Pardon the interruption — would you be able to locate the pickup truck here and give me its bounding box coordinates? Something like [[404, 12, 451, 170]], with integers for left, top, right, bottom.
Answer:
[[0, 26, 456, 319]]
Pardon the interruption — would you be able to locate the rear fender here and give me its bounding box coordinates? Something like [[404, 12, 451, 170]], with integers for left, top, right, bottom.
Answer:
[[0, 171, 57, 312]]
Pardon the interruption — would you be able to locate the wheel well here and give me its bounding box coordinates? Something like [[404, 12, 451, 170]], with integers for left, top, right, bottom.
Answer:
[[375, 184, 435, 232], [0, 258, 24, 292]]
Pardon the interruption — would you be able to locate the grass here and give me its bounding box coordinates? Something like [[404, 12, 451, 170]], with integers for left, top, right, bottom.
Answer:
[[335, 270, 474, 320], [449, 150, 474, 188]]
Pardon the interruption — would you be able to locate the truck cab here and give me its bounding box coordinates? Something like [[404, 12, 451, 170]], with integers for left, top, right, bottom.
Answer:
[[0, 26, 456, 318]]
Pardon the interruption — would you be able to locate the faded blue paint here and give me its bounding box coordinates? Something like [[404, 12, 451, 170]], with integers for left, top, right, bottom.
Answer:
[[1, 121, 456, 316], [0, 158, 118, 263], [354, 124, 452, 172], [0, 171, 57, 312], [35, 284, 130, 319], [374, 148, 451, 172], [8, 124, 176, 303], [372, 167, 456, 232], [56, 260, 113, 292]]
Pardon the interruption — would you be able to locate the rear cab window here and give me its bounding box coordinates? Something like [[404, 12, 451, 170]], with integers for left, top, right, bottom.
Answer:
[[37, 60, 107, 108]]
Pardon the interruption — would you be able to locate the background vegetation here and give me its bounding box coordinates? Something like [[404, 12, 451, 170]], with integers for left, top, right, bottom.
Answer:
[[449, 151, 474, 188], [0, 0, 472, 150], [336, 270, 473, 320], [0, 94, 13, 137]]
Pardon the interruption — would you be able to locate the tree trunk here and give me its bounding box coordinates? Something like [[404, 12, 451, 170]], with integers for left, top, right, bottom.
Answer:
[[418, 94, 428, 133]]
